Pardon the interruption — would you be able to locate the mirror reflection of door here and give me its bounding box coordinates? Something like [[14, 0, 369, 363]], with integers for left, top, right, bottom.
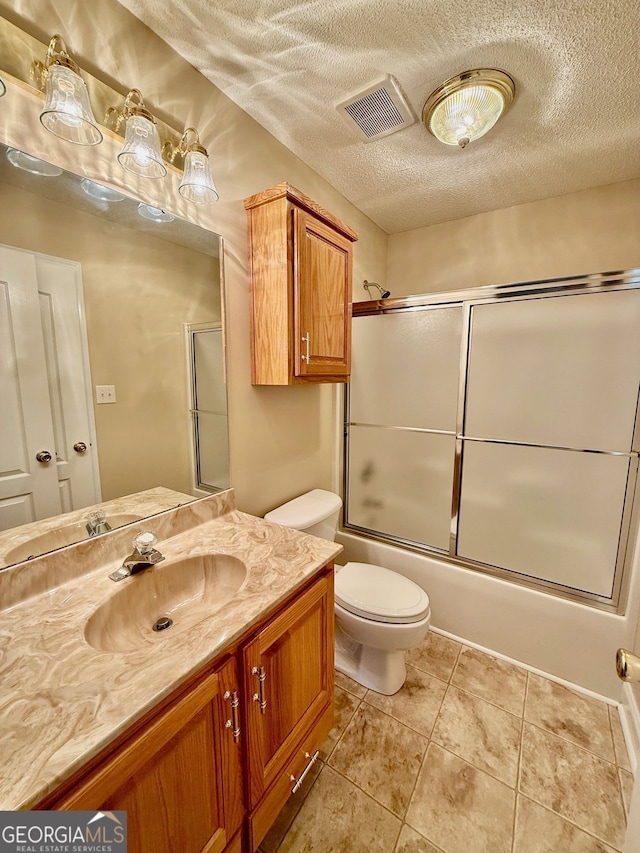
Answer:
[[0, 245, 100, 530], [188, 324, 229, 493]]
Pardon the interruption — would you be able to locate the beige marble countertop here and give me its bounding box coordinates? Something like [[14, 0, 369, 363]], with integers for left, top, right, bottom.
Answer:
[[0, 486, 193, 569], [0, 489, 341, 810]]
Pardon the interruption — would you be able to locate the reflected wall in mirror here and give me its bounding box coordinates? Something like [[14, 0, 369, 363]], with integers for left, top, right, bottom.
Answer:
[[0, 141, 228, 568]]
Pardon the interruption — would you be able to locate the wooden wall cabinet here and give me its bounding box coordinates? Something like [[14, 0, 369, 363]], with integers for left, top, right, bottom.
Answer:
[[42, 569, 334, 853], [244, 183, 358, 385]]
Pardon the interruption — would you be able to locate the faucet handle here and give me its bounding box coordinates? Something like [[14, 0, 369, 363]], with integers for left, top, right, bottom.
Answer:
[[87, 510, 107, 525], [133, 531, 158, 555]]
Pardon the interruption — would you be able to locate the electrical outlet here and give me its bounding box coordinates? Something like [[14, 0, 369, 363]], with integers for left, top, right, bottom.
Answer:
[[96, 384, 116, 404]]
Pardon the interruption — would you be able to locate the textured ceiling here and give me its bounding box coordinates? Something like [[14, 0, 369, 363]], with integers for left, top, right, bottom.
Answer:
[[116, 0, 640, 234]]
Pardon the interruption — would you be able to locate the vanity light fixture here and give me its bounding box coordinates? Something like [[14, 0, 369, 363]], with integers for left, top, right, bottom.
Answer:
[[80, 178, 126, 203], [0, 76, 6, 97], [163, 128, 219, 204], [32, 35, 103, 146], [107, 89, 167, 179], [137, 203, 175, 222], [6, 147, 63, 177], [422, 68, 515, 149]]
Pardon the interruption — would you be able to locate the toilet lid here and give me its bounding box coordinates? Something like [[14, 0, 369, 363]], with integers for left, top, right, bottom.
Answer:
[[335, 562, 430, 624]]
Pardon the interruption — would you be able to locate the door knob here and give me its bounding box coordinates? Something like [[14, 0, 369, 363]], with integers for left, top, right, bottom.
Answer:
[[35, 450, 52, 463], [616, 648, 640, 682], [73, 442, 87, 453]]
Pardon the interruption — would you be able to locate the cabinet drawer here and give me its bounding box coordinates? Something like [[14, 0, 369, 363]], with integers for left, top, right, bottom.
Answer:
[[247, 700, 333, 852]]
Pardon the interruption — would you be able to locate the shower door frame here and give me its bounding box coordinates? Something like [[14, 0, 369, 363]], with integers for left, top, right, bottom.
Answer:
[[343, 267, 640, 613]]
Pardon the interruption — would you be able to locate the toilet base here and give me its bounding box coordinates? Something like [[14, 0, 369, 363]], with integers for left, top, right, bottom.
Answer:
[[335, 641, 407, 695]]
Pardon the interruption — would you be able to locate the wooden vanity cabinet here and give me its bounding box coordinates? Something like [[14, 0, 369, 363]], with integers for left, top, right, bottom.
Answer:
[[242, 571, 334, 851], [244, 183, 358, 385], [49, 656, 243, 853], [41, 568, 334, 853]]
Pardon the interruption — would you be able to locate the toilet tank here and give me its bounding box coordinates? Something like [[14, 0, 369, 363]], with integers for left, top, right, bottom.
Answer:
[[264, 489, 343, 541]]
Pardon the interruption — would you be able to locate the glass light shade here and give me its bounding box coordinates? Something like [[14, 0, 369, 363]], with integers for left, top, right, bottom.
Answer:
[[118, 114, 167, 178], [0, 76, 6, 97], [178, 149, 219, 203], [6, 147, 63, 177], [429, 84, 505, 147], [39, 64, 103, 146], [80, 178, 126, 203], [137, 203, 174, 222]]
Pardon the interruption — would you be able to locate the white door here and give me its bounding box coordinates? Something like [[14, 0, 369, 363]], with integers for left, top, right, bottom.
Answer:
[[0, 246, 100, 531]]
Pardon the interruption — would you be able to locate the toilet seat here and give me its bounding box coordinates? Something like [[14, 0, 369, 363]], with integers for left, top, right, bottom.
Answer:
[[335, 562, 430, 624]]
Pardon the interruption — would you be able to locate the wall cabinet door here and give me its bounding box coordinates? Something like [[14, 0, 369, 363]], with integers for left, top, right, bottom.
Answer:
[[245, 183, 358, 385], [294, 209, 352, 379], [52, 659, 243, 853], [242, 574, 334, 809]]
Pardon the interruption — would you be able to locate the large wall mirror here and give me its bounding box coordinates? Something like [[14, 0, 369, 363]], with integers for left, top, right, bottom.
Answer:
[[0, 140, 228, 568]]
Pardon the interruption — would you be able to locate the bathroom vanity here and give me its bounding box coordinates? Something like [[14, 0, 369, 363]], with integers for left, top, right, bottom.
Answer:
[[0, 490, 339, 853]]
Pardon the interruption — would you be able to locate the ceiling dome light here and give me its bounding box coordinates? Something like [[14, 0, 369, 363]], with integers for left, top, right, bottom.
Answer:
[[35, 35, 103, 146], [422, 69, 515, 149], [6, 147, 63, 177]]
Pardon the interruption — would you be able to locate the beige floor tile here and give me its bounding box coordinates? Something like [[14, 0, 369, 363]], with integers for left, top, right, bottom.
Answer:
[[395, 824, 442, 853], [277, 765, 401, 853], [329, 702, 428, 817], [365, 665, 447, 738], [406, 743, 515, 853], [451, 646, 527, 716], [519, 723, 626, 849], [431, 684, 522, 786], [320, 685, 361, 760], [525, 674, 615, 762], [406, 631, 462, 682], [513, 795, 617, 852], [335, 670, 367, 698], [619, 768, 634, 816], [259, 759, 323, 853], [609, 705, 632, 771]]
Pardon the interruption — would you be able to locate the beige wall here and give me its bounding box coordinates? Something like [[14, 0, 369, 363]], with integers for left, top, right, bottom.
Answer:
[[387, 179, 640, 297], [0, 0, 388, 517], [0, 180, 219, 499]]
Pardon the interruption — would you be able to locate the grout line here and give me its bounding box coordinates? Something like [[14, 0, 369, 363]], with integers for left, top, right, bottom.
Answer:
[[444, 680, 525, 720], [516, 793, 626, 852], [525, 718, 620, 768]]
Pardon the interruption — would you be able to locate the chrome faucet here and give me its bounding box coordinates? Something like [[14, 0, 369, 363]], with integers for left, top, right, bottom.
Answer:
[[86, 510, 111, 537], [109, 532, 165, 582]]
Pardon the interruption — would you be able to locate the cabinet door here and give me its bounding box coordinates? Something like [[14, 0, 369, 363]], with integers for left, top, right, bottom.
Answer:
[[52, 660, 243, 853], [294, 209, 352, 379], [242, 574, 334, 808]]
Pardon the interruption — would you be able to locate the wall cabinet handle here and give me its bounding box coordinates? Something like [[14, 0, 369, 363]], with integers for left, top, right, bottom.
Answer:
[[251, 665, 267, 714], [301, 332, 311, 364], [223, 690, 241, 742]]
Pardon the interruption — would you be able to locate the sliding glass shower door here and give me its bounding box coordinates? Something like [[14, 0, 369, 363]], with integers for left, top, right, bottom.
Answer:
[[344, 271, 640, 610]]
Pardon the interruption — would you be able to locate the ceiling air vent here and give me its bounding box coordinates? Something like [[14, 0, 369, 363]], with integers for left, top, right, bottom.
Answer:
[[337, 75, 415, 142]]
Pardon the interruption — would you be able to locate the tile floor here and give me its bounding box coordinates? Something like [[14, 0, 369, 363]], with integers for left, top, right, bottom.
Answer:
[[259, 632, 634, 853]]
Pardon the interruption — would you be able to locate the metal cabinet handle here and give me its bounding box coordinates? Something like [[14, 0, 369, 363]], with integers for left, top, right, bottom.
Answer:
[[223, 690, 241, 742], [301, 332, 311, 364], [251, 665, 267, 714], [36, 450, 52, 463], [291, 750, 319, 794], [73, 441, 87, 453]]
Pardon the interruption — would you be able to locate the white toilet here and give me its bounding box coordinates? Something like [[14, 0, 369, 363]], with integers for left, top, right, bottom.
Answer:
[[265, 489, 431, 695]]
